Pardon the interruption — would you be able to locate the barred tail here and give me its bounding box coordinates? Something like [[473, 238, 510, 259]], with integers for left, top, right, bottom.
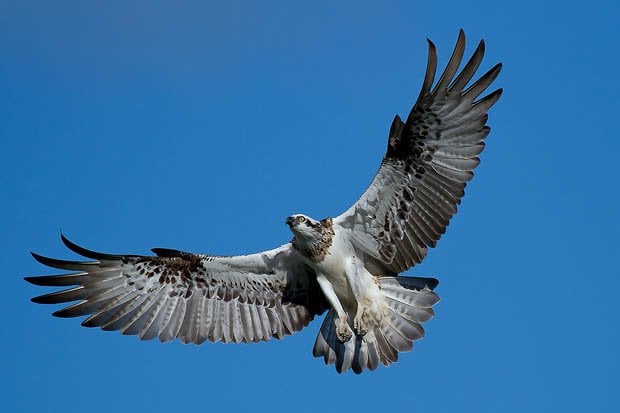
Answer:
[[312, 276, 439, 374]]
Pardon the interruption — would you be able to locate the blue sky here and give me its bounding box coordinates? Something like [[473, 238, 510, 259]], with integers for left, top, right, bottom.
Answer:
[[2, 1, 618, 412]]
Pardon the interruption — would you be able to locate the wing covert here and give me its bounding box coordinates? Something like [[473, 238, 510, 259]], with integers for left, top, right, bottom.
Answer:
[[26, 234, 327, 344], [335, 30, 502, 273]]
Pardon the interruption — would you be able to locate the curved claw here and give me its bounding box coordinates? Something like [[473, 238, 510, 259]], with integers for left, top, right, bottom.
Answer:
[[336, 318, 353, 343]]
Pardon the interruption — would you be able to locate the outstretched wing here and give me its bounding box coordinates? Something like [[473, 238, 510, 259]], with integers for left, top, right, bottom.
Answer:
[[335, 30, 502, 273], [25, 234, 327, 344]]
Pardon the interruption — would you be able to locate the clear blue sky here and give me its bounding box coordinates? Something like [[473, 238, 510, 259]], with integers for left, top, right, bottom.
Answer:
[[2, 1, 618, 412]]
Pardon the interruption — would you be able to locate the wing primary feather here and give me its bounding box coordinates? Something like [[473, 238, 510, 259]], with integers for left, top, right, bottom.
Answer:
[[24, 273, 87, 287], [473, 88, 503, 109], [449, 39, 485, 92], [410, 39, 438, 113], [53, 300, 100, 318], [31, 286, 85, 304], [431, 29, 466, 94], [100, 292, 150, 331], [30, 252, 97, 271], [61, 233, 123, 260], [462, 63, 503, 100], [121, 289, 165, 336], [138, 289, 169, 340]]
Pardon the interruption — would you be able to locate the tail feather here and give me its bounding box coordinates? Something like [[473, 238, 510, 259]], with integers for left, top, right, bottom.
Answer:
[[374, 327, 398, 364], [383, 295, 435, 323], [312, 276, 439, 374], [383, 321, 413, 352], [335, 338, 355, 373], [385, 306, 424, 341], [365, 333, 380, 370], [312, 310, 337, 365], [351, 337, 368, 373]]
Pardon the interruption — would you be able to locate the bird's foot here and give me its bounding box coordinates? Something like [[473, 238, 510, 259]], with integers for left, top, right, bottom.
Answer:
[[353, 306, 369, 336], [336, 315, 353, 343]]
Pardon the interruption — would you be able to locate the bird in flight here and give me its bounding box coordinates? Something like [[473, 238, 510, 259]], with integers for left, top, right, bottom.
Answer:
[[26, 30, 502, 374]]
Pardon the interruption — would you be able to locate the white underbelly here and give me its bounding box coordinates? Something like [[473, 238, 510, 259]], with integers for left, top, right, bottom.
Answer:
[[314, 253, 350, 296], [311, 235, 380, 309]]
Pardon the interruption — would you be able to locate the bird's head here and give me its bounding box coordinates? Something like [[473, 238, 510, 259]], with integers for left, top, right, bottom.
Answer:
[[286, 214, 323, 241], [286, 214, 334, 261], [286, 214, 335, 259]]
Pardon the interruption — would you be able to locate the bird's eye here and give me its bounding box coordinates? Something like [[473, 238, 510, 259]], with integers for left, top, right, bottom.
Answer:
[[298, 216, 306, 223]]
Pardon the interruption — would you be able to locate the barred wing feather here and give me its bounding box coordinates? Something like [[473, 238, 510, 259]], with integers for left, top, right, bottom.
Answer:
[[335, 30, 502, 273], [26, 234, 327, 344]]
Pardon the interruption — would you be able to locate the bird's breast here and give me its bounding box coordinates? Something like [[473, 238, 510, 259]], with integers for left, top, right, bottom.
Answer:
[[309, 233, 353, 286]]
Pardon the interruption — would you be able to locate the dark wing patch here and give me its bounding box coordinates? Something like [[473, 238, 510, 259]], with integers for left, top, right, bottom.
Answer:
[[26, 235, 327, 344], [336, 30, 502, 273]]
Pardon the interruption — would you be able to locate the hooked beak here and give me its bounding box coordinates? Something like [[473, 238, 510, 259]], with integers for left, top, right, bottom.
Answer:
[[285, 216, 295, 227]]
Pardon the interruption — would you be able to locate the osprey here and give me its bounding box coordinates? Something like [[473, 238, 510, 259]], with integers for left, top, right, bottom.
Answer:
[[26, 30, 502, 374]]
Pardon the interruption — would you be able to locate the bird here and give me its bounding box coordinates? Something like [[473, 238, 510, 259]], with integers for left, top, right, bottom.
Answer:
[[25, 30, 502, 374]]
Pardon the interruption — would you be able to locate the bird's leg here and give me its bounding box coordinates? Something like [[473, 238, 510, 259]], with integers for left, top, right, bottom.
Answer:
[[345, 257, 371, 336], [315, 274, 353, 342]]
